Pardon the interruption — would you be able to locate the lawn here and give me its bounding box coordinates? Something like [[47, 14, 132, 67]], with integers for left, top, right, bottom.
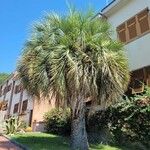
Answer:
[[10, 132, 121, 150]]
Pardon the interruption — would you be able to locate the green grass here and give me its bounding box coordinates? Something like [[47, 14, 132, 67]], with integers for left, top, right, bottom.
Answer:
[[90, 144, 120, 150], [10, 132, 121, 150]]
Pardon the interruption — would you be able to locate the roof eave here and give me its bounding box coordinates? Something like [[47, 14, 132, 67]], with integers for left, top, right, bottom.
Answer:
[[101, 0, 121, 14]]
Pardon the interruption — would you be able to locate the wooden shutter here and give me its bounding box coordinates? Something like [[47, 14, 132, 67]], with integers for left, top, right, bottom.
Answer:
[[0, 103, 2, 110], [3, 87, 6, 95], [15, 84, 22, 94], [8, 83, 12, 92], [19, 84, 23, 92], [22, 100, 28, 113], [127, 17, 137, 40], [117, 23, 127, 43], [0, 86, 2, 97], [13, 103, 19, 113], [138, 8, 150, 34], [146, 66, 150, 86]]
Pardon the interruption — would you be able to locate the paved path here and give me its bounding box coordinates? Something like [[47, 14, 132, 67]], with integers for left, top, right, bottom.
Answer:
[[0, 136, 22, 150]]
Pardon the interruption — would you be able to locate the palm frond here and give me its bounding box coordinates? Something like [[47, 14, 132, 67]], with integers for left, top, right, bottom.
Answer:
[[18, 9, 130, 108]]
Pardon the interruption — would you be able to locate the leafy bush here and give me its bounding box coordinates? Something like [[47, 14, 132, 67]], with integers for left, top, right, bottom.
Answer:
[[44, 108, 71, 136], [88, 96, 150, 147], [87, 108, 112, 144], [109, 97, 150, 145]]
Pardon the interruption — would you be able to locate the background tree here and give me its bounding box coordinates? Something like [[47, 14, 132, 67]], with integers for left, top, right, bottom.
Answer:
[[18, 9, 130, 150], [0, 73, 9, 84]]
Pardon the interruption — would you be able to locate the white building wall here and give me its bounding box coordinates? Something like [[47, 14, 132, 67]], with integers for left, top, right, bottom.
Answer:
[[5, 78, 13, 102], [10, 79, 21, 115], [20, 89, 33, 124], [105, 0, 150, 71], [0, 82, 7, 101], [0, 74, 34, 126]]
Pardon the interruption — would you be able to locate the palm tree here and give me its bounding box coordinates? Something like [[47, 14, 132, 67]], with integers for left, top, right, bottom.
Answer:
[[18, 9, 130, 150]]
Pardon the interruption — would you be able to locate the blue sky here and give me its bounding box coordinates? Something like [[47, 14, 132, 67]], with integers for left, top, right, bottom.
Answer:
[[0, 0, 109, 73]]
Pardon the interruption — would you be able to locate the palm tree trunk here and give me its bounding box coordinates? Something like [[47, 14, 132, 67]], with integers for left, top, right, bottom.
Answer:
[[70, 96, 89, 150]]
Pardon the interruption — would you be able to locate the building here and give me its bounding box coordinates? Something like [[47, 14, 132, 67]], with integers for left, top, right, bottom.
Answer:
[[101, 0, 150, 95], [0, 72, 56, 131]]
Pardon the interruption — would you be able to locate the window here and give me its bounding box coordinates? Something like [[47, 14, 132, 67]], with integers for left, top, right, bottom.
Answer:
[[15, 84, 22, 94], [0, 86, 2, 97], [127, 17, 137, 40], [2, 84, 12, 95], [3, 87, 7, 95], [13, 103, 19, 114], [117, 23, 127, 42], [126, 66, 150, 95], [22, 100, 28, 113], [138, 9, 150, 34], [117, 8, 150, 43], [7, 84, 12, 92], [5, 84, 12, 94]]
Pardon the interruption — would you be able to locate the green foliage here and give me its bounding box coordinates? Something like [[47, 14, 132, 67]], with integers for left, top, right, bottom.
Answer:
[[0, 73, 9, 84], [5, 116, 22, 134], [44, 108, 71, 135], [18, 8, 129, 108], [109, 97, 150, 145], [142, 85, 150, 97], [88, 96, 150, 147], [20, 120, 27, 129]]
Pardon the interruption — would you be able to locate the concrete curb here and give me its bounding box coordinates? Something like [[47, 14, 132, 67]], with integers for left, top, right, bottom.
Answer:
[[2, 134, 30, 150]]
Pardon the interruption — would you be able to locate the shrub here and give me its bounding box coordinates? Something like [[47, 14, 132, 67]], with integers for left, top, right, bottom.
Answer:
[[44, 108, 71, 136], [87, 108, 113, 144], [20, 120, 27, 129], [88, 96, 150, 146], [109, 97, 150, 145]]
